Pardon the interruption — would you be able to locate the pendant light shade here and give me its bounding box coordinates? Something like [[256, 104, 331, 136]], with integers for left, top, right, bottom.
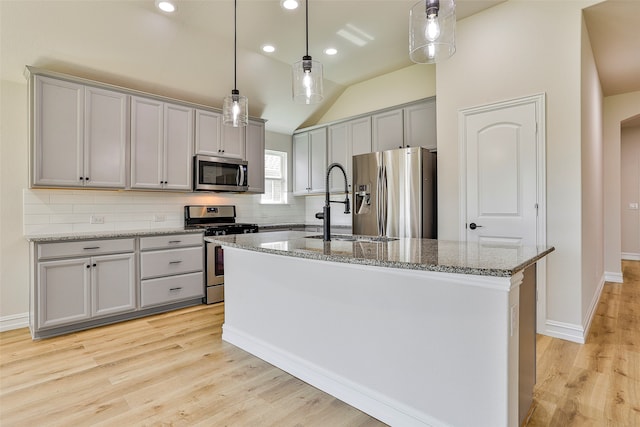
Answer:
[[409, 0, 456, 64], [292, 0, 323, 104], [223, 0, 248, 127]]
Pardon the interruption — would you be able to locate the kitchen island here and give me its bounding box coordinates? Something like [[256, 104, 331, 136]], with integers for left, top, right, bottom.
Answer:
[[208, 231, 554, 427]]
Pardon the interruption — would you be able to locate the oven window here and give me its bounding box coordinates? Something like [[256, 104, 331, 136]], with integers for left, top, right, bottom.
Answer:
[[214, 246, 224, 276]]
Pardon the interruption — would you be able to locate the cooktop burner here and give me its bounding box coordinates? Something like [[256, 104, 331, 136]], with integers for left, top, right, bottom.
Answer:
[[184, 205, 258, 236]]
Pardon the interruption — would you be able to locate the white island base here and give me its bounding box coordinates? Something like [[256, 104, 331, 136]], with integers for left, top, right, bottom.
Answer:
[[221, 246, 535, 427]]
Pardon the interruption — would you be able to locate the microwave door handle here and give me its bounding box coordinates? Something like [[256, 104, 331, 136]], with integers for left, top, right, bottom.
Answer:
[[238, 165, 245, 186]]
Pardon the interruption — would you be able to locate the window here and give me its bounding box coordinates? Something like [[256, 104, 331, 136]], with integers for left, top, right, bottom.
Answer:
[[261, 150, 288, 204]]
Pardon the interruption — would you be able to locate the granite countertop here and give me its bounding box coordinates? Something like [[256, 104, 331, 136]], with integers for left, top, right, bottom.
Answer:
[[207, 231, 555, 277], [25, 228, 204, 242]]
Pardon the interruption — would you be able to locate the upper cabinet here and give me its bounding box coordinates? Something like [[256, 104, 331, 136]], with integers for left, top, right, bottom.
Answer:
[[372, 109, 404, 152], [130, 96, 193, 191], [372, 98, 437, 152], [32, 76, 128, 188], [293, 127, 327, 195], [328, 116, 371, 193], [246, 119, 266, 193], [195, 109, 245, 159], [404, 99, 437, 151]]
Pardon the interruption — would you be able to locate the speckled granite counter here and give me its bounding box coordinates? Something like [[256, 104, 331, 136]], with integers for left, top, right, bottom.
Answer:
[[25, 228, 203, 242], [207, 230, 554, 277]]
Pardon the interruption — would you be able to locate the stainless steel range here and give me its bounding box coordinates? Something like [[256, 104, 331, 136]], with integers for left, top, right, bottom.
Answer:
[[184, 205, 258, 304]]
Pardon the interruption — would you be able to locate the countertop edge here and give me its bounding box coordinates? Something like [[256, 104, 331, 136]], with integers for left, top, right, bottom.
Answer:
[[25, 228, 204, 242]]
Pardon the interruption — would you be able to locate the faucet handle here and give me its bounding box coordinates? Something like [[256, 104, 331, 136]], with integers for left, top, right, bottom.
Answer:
[[315, 212, 324, 220]]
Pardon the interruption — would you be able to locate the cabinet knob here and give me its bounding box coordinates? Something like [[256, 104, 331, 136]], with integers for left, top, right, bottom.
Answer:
[[92, 263, 97, 267], [86, 264, 90, 269], [85, 177, 90, 181], [79, 177, 84, 181]]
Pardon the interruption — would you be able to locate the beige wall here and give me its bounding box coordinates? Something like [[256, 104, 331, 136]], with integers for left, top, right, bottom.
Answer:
[[621, 125, 640, 257], [436, 0, 597, 338], [0, 80, 30, 327], [580, 15, 604, 328], [317, 64, 436, 125], [604, 91, 640, 278]]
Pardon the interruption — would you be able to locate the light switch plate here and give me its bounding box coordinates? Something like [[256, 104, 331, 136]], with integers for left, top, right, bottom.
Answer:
[[90, 215, 105, 224]]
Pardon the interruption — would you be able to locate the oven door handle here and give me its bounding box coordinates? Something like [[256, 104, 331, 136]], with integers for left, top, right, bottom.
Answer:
[[237, 165, 245, 187]]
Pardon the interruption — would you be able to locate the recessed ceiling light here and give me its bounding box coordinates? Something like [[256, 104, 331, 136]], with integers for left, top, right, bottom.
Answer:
[[262, 44, 276, 53], [156, 0, 176, 13], [281, 0, 299, 10], [324, 48, 338, 56]]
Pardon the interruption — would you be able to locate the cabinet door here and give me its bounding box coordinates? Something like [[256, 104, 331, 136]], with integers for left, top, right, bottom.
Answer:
[[246, 120, 265, 193], [164, 103, 193, 191], [33, 76, 84, 187], [131, 96, 164, 189], [194, 109, 221, 156], [37, 258, 91, 329], [308, 127, 327, 193], [348, 116, 372, 192], [328, 122, 349, 193], [85, 87, 128, 188], [293, 133, 310, 195], [372, 108, 404, 152], [404, 100, 437, 150], [221, 124, 246, 159], [92, 253, 136, 317]]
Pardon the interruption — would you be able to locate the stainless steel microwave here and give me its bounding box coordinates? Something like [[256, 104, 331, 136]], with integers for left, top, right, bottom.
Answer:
[[193, 155, 248, 192]]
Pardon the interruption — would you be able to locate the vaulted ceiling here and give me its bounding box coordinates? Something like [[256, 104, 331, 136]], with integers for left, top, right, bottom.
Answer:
[[1, 0, 638, 133]]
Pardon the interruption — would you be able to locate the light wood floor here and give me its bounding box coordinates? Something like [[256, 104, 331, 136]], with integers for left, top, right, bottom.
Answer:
[[1, 262, 639, 426]]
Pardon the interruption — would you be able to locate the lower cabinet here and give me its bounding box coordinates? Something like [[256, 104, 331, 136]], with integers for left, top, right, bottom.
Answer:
[[139, 234, 204, 308], [36, 240, 135, 330], [30, 232, 204, 339]]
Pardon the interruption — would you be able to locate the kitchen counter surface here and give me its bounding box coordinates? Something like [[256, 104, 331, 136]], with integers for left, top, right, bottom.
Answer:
[[25, 228, 203, 242], [207, 230, 554, 277]]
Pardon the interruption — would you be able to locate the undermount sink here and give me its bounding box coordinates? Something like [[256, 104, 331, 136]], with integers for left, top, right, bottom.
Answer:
[[306, 234, 399, 243]]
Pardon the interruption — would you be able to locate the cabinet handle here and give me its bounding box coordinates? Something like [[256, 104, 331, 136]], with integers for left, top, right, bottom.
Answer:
[[83, 246, 100, 250], [86, 264, 91, 269], [169, 287, 183, 291], [169, 260, 183, 264], [168, 240, 182, 244]]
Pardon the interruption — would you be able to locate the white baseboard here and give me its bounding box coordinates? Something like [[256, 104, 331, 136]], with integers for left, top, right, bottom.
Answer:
[[544, 320, 585, 344], [621, 252, 640, 261], [581, 275, 605, 340], [0, 312, 29, 332], [605, 271, 624, 283], [223, 324, 447, 427]]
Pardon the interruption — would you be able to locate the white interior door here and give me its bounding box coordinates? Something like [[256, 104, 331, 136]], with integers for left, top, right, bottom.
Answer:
[[464, 102, 538, 245]]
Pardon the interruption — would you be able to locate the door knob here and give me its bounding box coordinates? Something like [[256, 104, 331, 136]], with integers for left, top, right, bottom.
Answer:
[[469, 222, 483, 230]]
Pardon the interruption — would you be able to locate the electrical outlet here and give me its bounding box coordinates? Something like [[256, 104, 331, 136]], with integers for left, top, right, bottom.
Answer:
[[154, 214, 166, 222], [510, 304, 519, 337], [90, 215, 105, 224], [629, 203, 639, 210]]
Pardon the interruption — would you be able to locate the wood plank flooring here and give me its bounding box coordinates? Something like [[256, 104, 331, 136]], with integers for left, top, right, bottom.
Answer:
[[1, 261, 639, 426]]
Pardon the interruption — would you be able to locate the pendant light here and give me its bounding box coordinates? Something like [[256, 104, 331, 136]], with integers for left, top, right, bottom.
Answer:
[[223, 0, 248, 127], [292, 0, 323, 104], [409, 0, 456, 64]]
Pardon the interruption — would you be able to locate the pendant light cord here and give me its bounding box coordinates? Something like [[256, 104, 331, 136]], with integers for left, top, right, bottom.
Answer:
[[234, 0, 237, 91], [305, 0, 309, 56]]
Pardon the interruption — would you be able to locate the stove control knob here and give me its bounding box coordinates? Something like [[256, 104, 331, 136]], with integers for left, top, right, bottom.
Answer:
[[221, 230, 227, 235]]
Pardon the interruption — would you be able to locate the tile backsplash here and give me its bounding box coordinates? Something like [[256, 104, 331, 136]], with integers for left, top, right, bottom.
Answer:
[[23, 189, 306, 235]]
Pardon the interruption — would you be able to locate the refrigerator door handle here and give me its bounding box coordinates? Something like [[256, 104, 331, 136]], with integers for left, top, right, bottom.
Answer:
[[376, 165, 383, 236], [382, 165, 388, 236]]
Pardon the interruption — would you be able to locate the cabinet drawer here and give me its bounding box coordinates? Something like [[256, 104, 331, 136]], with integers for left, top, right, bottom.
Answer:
[[38, 238, 134, 260], [140, 272, 204, 308], [139, 233, 203, 250], [140, 246, 203, 279]]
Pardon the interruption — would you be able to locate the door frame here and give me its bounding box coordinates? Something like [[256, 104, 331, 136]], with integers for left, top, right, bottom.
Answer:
[[458, 93, 547, 333]]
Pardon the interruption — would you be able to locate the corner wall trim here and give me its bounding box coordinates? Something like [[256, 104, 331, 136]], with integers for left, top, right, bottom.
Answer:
[[605, 271, 624, 283], [0, 312, 29, 332], [621, 253, 640, 261], [544, 320, 585, 344]]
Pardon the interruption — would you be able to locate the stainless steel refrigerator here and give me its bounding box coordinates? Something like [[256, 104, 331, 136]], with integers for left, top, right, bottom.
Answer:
[[352, 147, 437, 238]]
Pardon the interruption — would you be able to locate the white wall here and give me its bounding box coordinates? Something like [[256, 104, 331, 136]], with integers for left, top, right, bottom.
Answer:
[[604, 91, 640, 280], [0, 79, 305, 328], [436, 0, 598, 340], [580, 15, 605, 333], [621, 125, 640, 258]]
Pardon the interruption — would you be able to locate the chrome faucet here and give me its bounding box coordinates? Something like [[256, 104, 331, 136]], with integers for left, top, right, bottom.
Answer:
[[315, 163, 351, 241]]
